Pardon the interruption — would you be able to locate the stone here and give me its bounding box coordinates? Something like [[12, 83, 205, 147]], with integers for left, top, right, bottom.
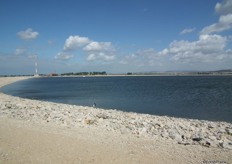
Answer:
[[192, 137, 203, 142], [178, 141, 191, 145], [161, 131, 169, 138], [208, 135, 217, 141], [96, 113, 109, 119], [227, 136, 232, 141], [209, 139, 220, 148], [225, 128, 232, 135], [5, 104, 12, 109], [121, 127, 130, 134], [216, 133, 222, 140], [154, 123, 162, 128], [169, 130, 182, 142], [220, 140, 232, 150], [199, 140, 211, 147], [218, 128, 226, 133], [184, 133, 192, 140], [207, 124, 215, 129], [189, 126, 195, 131], [84, 119, 94, 125], [140, 127, 147, 134], [98, 118, 104, 122]]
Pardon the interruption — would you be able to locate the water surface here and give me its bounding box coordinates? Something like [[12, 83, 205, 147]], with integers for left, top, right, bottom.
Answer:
[[1, 76, 232, 122]]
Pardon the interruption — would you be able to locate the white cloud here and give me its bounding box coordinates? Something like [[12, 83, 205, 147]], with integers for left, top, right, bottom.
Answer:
[[201, 0, 232, 34], [64, 35, 91, 51], [17, 28, 39, 40], [201, 14, 232, 34], [215, 0, 232, 15], [120, 48, 164, 67], [14, 48, 26, 55], [84, 41, 113, 51], [14, 49, 38, 60], [119, 1, 232, 70], [86, 54, 96, 61], [87, 53, 115, 62], [159, 34, 229, 63], [136, 48, 156, 57], [61, 35, 116, 63], [84, 41, 116, 62], [55, 52, 74, 60], [119, 54, 137, 64], [180, 28, 196, 35]]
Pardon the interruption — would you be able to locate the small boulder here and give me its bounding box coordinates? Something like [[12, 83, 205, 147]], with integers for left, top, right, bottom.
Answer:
[[227, 136, 232, 141], [121, 127, 130, 134], [5, 104, 12, 109], [84, 119, 94, 125], [225, 128, 232, 135], [199, 140, 211, 147], [218, 128, 226, 133], [178, 141, 191, 145], [207, 124, 215, 129], [96, 113, 109, 119], [161, 131, 169, 138], [192, 137, 203, 142], [169, 130, 182, 142], [220, 140, 232, 150]]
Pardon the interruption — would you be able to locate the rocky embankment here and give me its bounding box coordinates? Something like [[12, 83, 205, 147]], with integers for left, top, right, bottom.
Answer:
[[0, 90, 232, 150]]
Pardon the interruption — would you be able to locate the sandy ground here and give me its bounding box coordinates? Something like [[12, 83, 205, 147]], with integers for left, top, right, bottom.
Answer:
[[0, 77, 231, 164]]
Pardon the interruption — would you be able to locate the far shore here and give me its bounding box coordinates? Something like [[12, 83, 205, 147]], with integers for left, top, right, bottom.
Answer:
[[1, 70, 232, 78], [53, 74, 232, 77], [0, 76, 231, 163]]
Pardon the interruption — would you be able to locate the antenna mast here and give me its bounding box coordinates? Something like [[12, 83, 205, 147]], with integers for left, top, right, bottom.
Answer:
[[34, 55, 39, 77]]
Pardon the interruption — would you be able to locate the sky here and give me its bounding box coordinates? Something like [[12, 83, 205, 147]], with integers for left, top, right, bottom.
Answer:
[[0, 0, 232, 75]]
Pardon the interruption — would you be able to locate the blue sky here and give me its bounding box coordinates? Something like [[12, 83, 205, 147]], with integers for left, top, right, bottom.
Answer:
[[0, 0, 232, 75]]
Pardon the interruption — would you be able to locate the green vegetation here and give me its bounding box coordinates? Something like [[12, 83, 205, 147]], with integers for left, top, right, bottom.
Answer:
[[61, 71, 107, 76]]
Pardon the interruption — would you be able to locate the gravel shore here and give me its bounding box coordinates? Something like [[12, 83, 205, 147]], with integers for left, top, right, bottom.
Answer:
[[0, 76, 231, 163]]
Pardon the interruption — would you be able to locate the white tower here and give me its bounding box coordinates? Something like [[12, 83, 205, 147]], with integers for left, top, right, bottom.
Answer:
[[34, 55, 39, 77]]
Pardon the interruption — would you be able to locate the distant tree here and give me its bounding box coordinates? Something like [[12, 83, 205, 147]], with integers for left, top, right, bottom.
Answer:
[[60, 71, 107, 76]]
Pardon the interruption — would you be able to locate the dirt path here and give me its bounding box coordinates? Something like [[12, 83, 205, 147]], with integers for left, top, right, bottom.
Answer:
[[0, 117, 231, 164]]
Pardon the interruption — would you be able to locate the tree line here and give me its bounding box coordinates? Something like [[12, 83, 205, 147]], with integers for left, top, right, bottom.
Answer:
[[60, 71, 107, 76]]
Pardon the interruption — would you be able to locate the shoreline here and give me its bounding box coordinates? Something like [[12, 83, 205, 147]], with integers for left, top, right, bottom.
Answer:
[[0, 77, 232, 163], [37, 74, 232, 77], [2, 72, 232, 78]]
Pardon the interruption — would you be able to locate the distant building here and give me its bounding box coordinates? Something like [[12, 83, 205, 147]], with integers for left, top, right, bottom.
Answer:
[[49, 73, 58, 76]]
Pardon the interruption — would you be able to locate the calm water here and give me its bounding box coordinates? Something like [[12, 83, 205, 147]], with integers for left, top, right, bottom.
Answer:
[[1, 76, 232, 122]]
